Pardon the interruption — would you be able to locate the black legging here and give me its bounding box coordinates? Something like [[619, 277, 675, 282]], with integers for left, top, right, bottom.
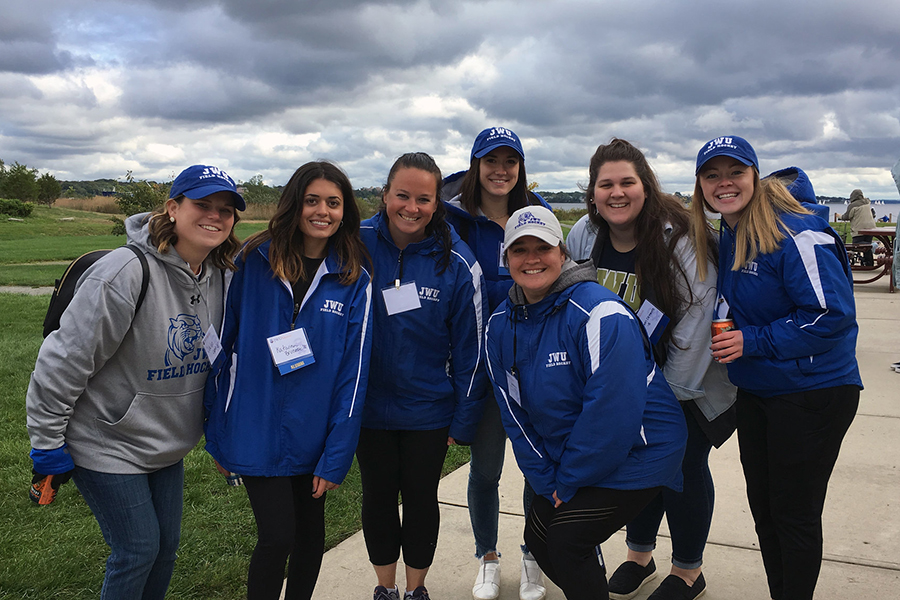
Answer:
[[525, 486, 661, 600], [243, 474, 326, 600], [737, 385, 858, 600], [356, 427, 450, 569]]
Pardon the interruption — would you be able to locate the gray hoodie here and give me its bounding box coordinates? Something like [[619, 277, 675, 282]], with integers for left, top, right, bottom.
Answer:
[[26, 213, 227, 473], [843, 189, 876, 236]]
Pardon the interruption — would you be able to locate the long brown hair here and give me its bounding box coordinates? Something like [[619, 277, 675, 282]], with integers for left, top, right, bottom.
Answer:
[[147, 196, 241, 271], [243, 161, 369, 284], [586, 138, 717, 341]]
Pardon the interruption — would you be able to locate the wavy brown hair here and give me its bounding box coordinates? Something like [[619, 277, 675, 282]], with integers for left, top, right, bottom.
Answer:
[[690, 168, 809, 279], [243, 161, 369, 284], [147, 196, 241, 271], [586, 138, 717, 345]]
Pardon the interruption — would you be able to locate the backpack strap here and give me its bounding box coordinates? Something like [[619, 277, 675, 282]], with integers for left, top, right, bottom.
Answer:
[[123, 245, 150, 314]]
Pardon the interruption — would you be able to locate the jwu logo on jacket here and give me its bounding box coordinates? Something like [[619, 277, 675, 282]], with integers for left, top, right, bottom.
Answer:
[[546, 351, 571, 368], [419, 287, 441, 302], [321, 299, 345, 316], [740, 260, 759, 276]]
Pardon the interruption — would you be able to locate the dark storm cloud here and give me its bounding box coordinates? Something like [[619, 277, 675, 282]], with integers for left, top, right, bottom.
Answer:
[[1, 0, 899, 195]]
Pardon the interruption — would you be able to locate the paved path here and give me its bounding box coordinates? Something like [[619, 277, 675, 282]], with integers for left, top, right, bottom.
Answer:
[[0, 286, 54, 295], [309, 283, 900, 599]]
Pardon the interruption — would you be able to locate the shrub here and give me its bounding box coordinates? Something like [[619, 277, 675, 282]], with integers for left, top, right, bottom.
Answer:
[[0, 198, 34, 217], [110, 217, 125, 235]]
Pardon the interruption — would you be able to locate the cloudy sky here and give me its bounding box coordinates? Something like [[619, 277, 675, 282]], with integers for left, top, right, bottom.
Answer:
[[2, 0, 899, 198]]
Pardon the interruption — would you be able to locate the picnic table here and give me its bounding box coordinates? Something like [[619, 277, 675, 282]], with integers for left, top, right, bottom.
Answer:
[[850, 227, 895, 292]]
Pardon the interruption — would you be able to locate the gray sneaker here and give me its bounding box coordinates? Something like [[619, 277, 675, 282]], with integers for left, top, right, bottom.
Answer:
[[374, 586, 400, 600]]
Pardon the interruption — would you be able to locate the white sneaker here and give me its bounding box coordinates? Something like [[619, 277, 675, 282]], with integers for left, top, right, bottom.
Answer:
[[519, 554, 546, 600], [473, 557, 501, 600]]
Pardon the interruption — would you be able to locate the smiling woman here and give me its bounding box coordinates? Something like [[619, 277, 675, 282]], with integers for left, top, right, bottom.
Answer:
[[26, 164, 244, 600], [692, 135, 861, 600], [486, 205, 687, 600], [357, 152, 488, 600], [204, 161, 373, 600]]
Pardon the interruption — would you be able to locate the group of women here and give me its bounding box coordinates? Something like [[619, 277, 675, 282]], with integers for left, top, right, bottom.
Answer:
[[26, 129, 860, 600]]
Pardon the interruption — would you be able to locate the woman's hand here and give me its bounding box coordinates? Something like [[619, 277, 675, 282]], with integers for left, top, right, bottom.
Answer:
[[447, 436, 457, 446], [552, 490, 563, 508], [312, 476, 339, 498], [711, 329, 743, 364], [213, 459, 230, 476]]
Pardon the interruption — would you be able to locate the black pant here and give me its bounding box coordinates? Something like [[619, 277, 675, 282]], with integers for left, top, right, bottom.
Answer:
[[851, 235, 875, 266], [356, 427, 450, 569], [243, 474, 326, 600], [736, 386, 858, 600], [525, 486, 661, 600]]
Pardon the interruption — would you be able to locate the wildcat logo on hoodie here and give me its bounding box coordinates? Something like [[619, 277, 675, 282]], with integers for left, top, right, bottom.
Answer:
[[146, 313, 211, 381]]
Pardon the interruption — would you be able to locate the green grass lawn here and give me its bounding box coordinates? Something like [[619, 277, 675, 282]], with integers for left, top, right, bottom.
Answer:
[[0, 209, 270, 286], [0, 292, 470, 599]]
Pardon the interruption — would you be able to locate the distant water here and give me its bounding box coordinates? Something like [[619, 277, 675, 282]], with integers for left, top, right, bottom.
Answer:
[[549, 200, 900, 222], [818, 201, 898, 222]]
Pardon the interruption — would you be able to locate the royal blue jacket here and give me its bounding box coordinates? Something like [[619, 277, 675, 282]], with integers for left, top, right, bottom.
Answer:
[[204, 240, 373, 482], [486, 262, 687, 503], [360, 212, 488, 442], [716, 212, 862, 396]]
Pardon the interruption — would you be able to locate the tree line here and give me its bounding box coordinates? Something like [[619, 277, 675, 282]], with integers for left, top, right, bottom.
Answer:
[[0, 159, 62, 205]]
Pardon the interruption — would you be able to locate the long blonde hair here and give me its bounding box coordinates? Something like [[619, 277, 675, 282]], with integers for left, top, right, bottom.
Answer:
[[690, 170, 810, 279]]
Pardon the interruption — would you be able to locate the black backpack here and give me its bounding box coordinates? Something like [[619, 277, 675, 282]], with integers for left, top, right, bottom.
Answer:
[[42, 245, 149, 338]]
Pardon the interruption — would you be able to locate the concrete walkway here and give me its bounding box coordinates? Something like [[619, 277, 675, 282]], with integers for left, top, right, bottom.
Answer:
[[310, 283, 900, 599]]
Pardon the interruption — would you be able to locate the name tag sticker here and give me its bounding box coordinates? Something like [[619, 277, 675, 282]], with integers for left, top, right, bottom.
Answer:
[[506, 370, 521, 406], [714, 294, 731, 321], [203, 325, 222, 365], [637, 300, 670, 346], [382, 282, 422, 315], [266, 328, 315, 375]]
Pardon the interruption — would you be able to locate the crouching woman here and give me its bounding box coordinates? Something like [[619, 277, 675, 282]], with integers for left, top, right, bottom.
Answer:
[[485, 206, 687, 600]]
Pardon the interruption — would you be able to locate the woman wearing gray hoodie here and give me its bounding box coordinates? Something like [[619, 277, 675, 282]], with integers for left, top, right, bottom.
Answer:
[[26, 165, 244, 600]]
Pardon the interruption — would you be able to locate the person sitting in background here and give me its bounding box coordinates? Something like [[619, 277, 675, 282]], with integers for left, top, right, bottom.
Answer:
[[840, 188, 877, 265]]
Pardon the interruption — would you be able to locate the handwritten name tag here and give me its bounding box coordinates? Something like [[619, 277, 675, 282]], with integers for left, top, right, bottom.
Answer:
[[266, 327, 315, 375]]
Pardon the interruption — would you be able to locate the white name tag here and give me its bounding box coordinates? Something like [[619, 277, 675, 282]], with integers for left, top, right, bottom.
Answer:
[[203, 325, 222, 364], [714, 293, 731, 320], [266, 327, 315, 375], [506, 370, 521, 406], [636, 300, 669, 345], [382, 281, 422, 315]]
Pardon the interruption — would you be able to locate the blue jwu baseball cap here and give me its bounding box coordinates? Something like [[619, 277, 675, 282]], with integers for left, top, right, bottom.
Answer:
[[471, 127, 525, 161], [170, 165, 246, 210], [695, 136, 759, 175]]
